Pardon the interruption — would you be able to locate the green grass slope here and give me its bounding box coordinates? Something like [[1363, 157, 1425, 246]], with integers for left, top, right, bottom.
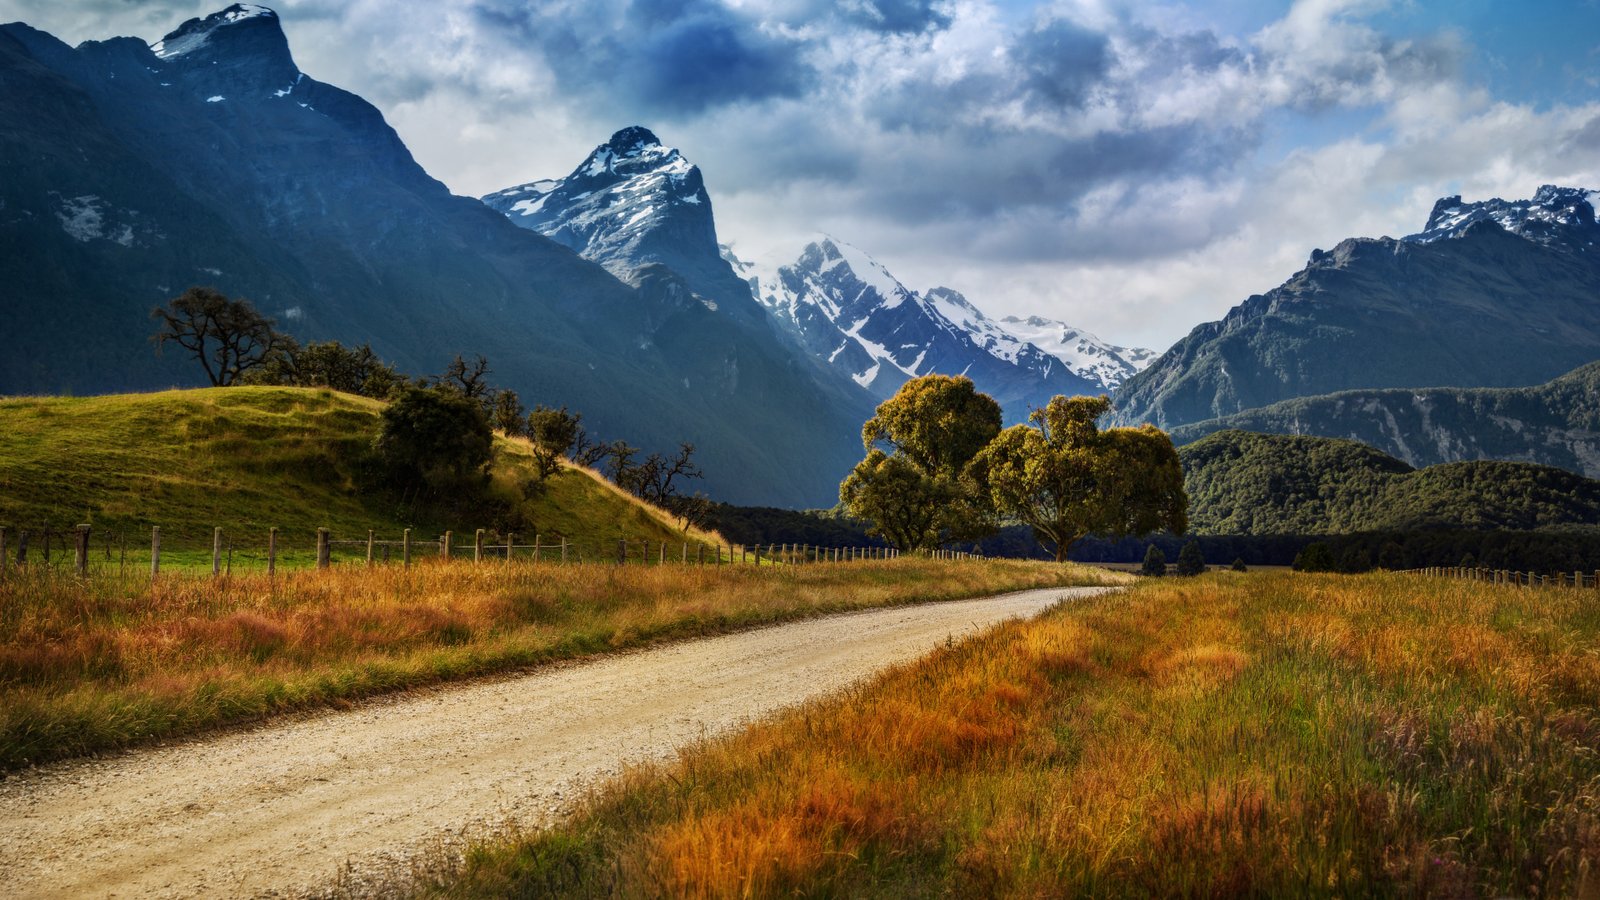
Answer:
[[1181, 429, 1600, 534], [0, 386, 707, 558]]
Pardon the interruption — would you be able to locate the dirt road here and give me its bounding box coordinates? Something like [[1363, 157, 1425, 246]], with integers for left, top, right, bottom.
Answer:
[[0, 586, 1110, 898]]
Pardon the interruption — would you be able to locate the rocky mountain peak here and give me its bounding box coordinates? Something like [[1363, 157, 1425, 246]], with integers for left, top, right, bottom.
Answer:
[[605, 125, 662, 155], [150, 4, 297, 93], [1409, 184, 1599, 248]]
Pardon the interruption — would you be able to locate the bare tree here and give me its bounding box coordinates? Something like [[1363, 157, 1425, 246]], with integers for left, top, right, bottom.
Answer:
[[437, 354, 492, 400], [151, 287, 292, 386]]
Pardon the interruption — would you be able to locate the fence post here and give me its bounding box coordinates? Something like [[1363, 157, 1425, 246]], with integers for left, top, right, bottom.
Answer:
[[641, 540, 649, 566], [75, 524, 90, 577], [697, 543, 705, 565], [561, 538, 568, 564], [402, 528, 412, 567], [268, 527, 278, 576], [533, 534, 541, 563], [617, 539, 626, 565], [150, 526, 160, 577], [444, 531, 453, 561], [474, 529, 484, 563], [368, 530, 376, 566], [507, 533, 515, 563], [212, 526, 223, 577], [317, 528, 330, 569]]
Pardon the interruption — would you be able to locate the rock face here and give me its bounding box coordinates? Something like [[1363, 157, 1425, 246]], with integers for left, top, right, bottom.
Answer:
[[1112, 186, 1600, 430], [1168, 362, 1600, 479], [0, 6, 857, 506], [727, 237, 1152, 420]]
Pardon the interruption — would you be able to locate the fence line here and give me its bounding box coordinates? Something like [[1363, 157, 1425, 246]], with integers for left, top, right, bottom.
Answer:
[[1410, 566, 1600, 589], [0, 523, 993, 583]]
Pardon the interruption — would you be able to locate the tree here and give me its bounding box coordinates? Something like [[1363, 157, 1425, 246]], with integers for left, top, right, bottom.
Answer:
[[490, 389, 526, 437], [527, 405, 582, 479], [373, 386, 493, 495], [152, 287, 292, 386], [1176, 540, 1207, 576], [1141, 544, 1167, 576], [841, 375, 1002, 552], [246, 340, 402, 398], [970, 395, 1188, 562], [437, 354, 492, 400], [1231, 557, 1248, 572], [1293, 542, 1336, 572]]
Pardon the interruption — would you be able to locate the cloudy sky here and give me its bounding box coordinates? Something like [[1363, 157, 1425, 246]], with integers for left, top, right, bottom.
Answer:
[[6, 0, 1600, 350]]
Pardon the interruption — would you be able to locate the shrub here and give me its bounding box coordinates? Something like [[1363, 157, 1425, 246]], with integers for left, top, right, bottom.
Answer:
[[1140, 544, 1167, 577], [1230, 557, 1247, 572], [1175, 541, 1207, 576]]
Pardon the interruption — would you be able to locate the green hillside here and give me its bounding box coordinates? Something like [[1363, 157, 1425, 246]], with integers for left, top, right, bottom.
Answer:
[[1167, 361, 1600, 478], [0, 386, 709, 558], [1181, 430, 1600, 534]]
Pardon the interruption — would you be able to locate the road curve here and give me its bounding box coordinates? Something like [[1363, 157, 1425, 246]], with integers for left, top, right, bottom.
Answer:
[[0, 586, 1111, 898]]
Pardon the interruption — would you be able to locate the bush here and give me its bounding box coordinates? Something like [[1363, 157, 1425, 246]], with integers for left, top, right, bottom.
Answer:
[[1293, 542, 1336, 572], [1377, 541, 1406, 571], [373, 386, 493, 495], [1140, 544, 1167, 577], [1175, 541, 1207, 576], [1231, 557, 1248, 572]]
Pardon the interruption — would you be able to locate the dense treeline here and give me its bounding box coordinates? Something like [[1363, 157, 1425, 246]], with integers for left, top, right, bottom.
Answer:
[[1067, 529, 1600, 573], [1181, 430, 1600, 533]]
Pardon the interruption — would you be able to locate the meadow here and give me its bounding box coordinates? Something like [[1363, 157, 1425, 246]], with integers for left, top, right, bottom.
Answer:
[[409, 571, 1600, 898], [0, 557, 1112, 771]]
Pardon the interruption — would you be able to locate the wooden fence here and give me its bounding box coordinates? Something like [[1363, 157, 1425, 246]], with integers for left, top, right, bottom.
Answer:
[[0, 524, 993, 581], [1412, 566, 1600, 589]]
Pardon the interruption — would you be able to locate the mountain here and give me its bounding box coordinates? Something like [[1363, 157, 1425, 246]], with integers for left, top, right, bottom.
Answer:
[[1179, 430, 1600, 535], [1112, 186, 1600, 430], [0, 6, 858, 506], [1168, 362, 1600, 478], [726, 237, 1152, 419]]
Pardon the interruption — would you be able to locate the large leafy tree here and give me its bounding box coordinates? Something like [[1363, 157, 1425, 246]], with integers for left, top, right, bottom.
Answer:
[[841, 374, 1002, 551], [971, 395, 1188, 561], [151, 287, 292, 386]]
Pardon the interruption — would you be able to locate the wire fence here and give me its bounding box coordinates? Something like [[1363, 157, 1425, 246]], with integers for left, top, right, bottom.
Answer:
[[0, 523, 987, 582], [1410, 566, 1600, 589]]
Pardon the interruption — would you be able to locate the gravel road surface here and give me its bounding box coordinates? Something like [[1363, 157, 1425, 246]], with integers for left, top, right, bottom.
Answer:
[[0, 586, 1110, 898]]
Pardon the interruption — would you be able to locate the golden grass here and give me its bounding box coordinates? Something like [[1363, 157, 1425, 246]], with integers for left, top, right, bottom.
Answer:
[[415, 571, 1600, 898], [0, 558, 1113, 770]]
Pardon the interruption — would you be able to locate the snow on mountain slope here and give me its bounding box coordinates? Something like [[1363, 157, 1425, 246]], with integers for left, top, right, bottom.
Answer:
[[996, 315, 1157, 390], [726, 237, 1150, 417], [1407, 184, 1600, 251]]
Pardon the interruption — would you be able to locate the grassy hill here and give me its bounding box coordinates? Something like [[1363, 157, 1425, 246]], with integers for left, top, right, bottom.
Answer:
[[0, 386, 712, 561], [1180, 429, 1600, 535]]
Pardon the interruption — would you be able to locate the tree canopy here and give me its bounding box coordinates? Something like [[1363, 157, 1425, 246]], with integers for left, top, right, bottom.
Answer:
[[970, 395, 1188, 561], [840, 375, 1001, 552]]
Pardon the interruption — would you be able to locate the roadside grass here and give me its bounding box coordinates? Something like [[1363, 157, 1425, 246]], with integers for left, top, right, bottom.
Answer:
[[415, 571, 1600, 898], [0, 558, 1115, 771]]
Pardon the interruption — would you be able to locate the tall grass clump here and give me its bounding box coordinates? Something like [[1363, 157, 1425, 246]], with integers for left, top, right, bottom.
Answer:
[[0, 557, 1111, 770], [417, 571, 1600, 898]]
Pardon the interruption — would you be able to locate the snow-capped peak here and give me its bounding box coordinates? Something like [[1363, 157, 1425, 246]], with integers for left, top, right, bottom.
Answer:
[[734, 235, 1152, 405], [1407, 184, 1599, 246], [151, 4, 277, 59], [996, 315, 1157, 389], [481, 126, 716, 284]]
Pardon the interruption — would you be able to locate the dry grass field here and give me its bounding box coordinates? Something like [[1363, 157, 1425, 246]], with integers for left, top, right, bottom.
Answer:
[[413, 570, 1600, 898]]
